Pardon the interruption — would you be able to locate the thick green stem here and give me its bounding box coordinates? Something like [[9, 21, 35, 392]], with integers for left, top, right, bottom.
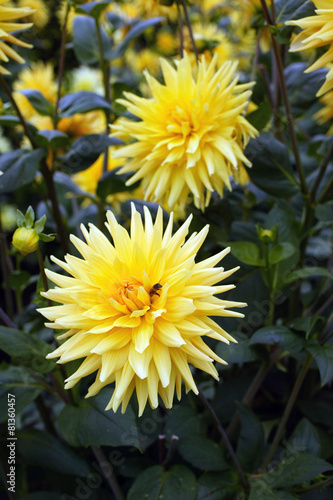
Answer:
[[260, 353, 312, 470], [95, 18, 112, 174], [176, 0, 184, 58], [35, 395, 58, 437], [310, 139, 333, 202], [260, 0, 308, 196], [54, 1, 69, 126], [91, 446, 125, 500], [227, 348, 282, 439], [181, 0, 198, 62], [198, 389, 249, 494]]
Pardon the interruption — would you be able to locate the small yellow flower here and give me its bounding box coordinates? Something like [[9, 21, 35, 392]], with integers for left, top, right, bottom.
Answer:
[[287, 0, 333, 96], [126, 48, 160, 75], [112, 53, 257, 211], [0, 0, 34, 74], [156, 31, 177, 55], [13, 61, 57, 119], [12, 227, 39, 255], [38, 204, 245, 416], [129, 0, 178, 21], [18, 0, 49, 29]]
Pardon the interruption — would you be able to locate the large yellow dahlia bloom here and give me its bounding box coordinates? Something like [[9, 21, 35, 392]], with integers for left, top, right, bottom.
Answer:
[[112, 54, 257, 212], [0, 0, 34, 74], [287, 0, 333, 96], [38, 205, 245, 416]]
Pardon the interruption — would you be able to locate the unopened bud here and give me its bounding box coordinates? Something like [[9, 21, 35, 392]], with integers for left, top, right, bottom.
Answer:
[[12, 227, 39, 255]]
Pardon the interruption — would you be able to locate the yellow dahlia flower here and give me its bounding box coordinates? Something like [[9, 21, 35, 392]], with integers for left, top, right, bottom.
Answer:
[[112, 53, 257, 211], [0, 0, 34, 74], [18, 0, 49, 29], [129, 0, 178, 21], [186, 23, 235, 67], [38, 205, 245, 415], [13, 61, 57, 119], [287, 0, 333, 96]]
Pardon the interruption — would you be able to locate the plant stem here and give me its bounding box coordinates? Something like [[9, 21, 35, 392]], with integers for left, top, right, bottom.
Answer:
[[260, 353, 312, 471], [54, 1, 69, 126], [297, 475, 333, 494], [91, 446, 125, 500], [198, 388, 249, 493], [162, 435, 179, 468], [316, 174, 333, 205], [35, 395, 58, 437], [310, 138, 333, 202], [177, 0, 184, 58], [0, 73, 37, 148], [259, 0, 308, 196], [0, 210, 14, 319], [181, 0, 198, 62], [227, 348, 282, 439], [0, 307, 16, 328], [95, 18, 112, 174], [37, 245, 49, 293]]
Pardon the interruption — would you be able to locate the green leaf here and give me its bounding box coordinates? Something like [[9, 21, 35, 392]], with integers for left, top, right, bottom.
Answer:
[[275, 0, 314, 23], [245, 134, 298, 197], [0, 149, 46, 195], [237, 404, 265, 473], [16, 209, 25, 227], [315, 201, 333, 222], [34, 214, 46, 234], [216, 332, 258, 365], [128, 465, 197, 500], [38, 233, 55, 242], [285, 63, 328, 117], [288, 418, 321, 457], [110, 17, 165, 60], [0, 366, 43, 423], [0, 115, 38, 133], [196, 471, 234, 500], [266, 452, 333, 489], [247, 99, 272, 131], [221, 241, 265, 267], [0, 326, 55, 373], [58, 388, 141, 449], [97, 168, 139, 199], [178, 435, 227, 471], [59, 91, 111, 118], [9, 270, 30, 292], [35, 130, 70, 150], [60, 134, 123, 173], [76, 0, 112, 18], [250, 326, 304, 352], [73, 16, 112, 64], [18, 90, 54, 116], [269, 242, 296, 264], [17, 429, 90, 477], [284, 266, 333, 284], [165, 405, 202, 440], [249, 480, 297, 500], [21, 493, 62, 500], [307, 342, 333, 386], [25, 206, 35, 228]]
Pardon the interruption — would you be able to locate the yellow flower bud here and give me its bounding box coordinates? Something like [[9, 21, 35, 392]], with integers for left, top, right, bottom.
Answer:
[[12, 227, 39, 255]]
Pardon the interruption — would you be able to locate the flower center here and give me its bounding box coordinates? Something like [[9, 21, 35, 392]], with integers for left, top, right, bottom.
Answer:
[[113, 279, 162, 318]]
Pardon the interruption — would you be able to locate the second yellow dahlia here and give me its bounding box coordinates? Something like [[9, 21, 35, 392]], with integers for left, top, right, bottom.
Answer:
[[112, 53, 257, 211], [0, 0, 34, 74], [287, 0, 333, 96], [38, 205, 245, 416]]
